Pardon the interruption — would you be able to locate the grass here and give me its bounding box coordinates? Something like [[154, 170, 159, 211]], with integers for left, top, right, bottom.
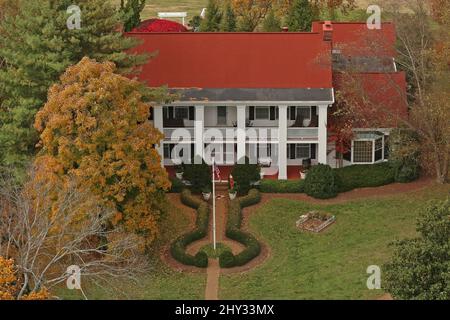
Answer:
[[219, 184, 450, 300], [111, 0, 208, 22], [200, 243, 232, 258], [55, 199, 206, 300]]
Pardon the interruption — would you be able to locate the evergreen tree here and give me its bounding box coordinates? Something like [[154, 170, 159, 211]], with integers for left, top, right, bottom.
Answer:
[[221, 2, 237, 32], [286, 0, 313, 32], [0, 0, 147, 177], [384, 200, 450, 300], [262, 9, 281, 32], [120, 0, 146, 32], [200, 0, 222, 32]]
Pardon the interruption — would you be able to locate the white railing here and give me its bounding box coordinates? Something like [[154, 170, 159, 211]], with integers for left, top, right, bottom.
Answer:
[[163, 126, 318, 142], [288, 128, 318, 140], [163, 128, 195, 141]]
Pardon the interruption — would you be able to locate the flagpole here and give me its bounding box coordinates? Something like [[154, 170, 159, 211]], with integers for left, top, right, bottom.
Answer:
[[212, 158, 217, 251]]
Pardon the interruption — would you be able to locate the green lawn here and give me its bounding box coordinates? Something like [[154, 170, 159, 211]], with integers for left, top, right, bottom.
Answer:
[[56, 199, 206, 300], [219, 184, 450, 300], [111, 0, 208, 22]]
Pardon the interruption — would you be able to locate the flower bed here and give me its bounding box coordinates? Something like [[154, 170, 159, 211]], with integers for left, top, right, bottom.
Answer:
[[296, 211, 336, 233]]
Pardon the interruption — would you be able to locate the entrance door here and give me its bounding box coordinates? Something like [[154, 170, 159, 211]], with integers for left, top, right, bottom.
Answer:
[[217, 106, 227, 125]]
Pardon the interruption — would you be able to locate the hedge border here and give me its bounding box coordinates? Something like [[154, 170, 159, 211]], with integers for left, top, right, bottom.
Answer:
[[219, 189, 262, 268], [170, 189, 209, 268]]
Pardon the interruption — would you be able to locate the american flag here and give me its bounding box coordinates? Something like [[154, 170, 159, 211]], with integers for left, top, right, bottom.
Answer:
[[213, 161, 221, 181]]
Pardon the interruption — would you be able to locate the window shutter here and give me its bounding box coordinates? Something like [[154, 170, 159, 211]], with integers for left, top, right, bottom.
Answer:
[[310, 144, 316, 159], [290, 106, 296, 120], [311, 106, 317, 117], [149, 107, 154, 121], [168, 107, 174, 119], [270, 106, 276, 120], [290, 144, 296, 159], [189, 106, 195, 120], [249, 106, 255, 120], [163, 107, 168, 120], [276, 107, 279, 119]]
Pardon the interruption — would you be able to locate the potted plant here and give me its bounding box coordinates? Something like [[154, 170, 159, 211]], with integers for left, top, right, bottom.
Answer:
[[228, 186, 238, 200], [202, 186, 212, 201], [175, 164, 184, 180]]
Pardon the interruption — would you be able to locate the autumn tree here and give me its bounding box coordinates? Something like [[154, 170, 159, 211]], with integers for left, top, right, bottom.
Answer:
[[287, 0, 313, 31], [384, 199, 450, 300], [0, 0, 147, 178], [0, 168, 148, 299], [34, 57, 171, 246], [119, 0, 146, 32], [232, 0, 273, 31], [0, 257, 49, 300]]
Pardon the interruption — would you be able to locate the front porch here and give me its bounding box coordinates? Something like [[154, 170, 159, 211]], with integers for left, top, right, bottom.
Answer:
[[165, 165, 305, 181]]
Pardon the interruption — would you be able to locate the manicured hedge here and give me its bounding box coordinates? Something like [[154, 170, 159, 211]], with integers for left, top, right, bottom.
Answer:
[[231, 158, 261, 195], [219, 189, 262, 268], [259, 179, 305, 193], [304, 164, 338, 199], [170, 190, 209, 268], [335, 162, 396, 193], [168, 177, 184, 193]]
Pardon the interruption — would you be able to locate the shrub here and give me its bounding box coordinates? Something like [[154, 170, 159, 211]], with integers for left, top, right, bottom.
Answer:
[[304, 164, 338, 199], [219, 189, 261, 268], [168, 177, 184, 193], [232, 158, 261, 195], [389, 129, 421, 183], [183, 159, 211, 193], [259, 179, 305, 193], [170, 190, 209, 268], [219, 251, 235, 268], [334, 162, 396, 193]]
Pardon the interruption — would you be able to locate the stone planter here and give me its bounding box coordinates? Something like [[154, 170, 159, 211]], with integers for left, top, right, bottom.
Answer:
[[300, 171, 307, 180], [202, 192, 211, 201], [175, 172, 183, 180], [229, 192, 237, 200]]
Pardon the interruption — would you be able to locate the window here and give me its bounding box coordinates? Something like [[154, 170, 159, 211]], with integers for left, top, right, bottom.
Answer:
[[174, 107, 189, 120], [255, 107, 270, 120], [296, 144, 311, 159], [353, 140, 373, 163], [217, 106, 227, 125], [374, 137, 383, 162], [163, 144, 173, 158], [296, 107, 311, 120], [258, 144, 272, 158]]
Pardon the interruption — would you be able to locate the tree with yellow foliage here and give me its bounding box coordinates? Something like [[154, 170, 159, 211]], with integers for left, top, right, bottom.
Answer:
[[0, 256, 49, 300], [34, 57, 171, 247]]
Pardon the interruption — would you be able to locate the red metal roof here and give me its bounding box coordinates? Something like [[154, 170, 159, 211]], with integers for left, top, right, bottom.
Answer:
[[127, 32, 333, 89], [312, 21, 397, 57]]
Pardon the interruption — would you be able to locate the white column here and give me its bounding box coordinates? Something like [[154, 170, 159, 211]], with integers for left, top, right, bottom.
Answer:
[[318, 105, 328, 164], [194, 105, 204, 163], [236, 105, 246, 164], [278, 105, 288, 180], [153, 105, 164, 165]]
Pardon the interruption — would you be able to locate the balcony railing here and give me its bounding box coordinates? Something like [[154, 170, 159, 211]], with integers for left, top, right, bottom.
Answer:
[[287, 128, 318, 140], [163, 126, 319, 142]]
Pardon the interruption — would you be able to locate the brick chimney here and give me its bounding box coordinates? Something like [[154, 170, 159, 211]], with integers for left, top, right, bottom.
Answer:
[[323, 21, 333, 41]]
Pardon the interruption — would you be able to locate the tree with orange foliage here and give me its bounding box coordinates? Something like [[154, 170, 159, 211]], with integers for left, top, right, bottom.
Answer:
[[34, 57, 171, 246], [0, 256, 49, 300]]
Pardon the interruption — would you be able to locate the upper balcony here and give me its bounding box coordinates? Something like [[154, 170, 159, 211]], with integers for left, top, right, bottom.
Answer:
[[159, 105, 320, 142]]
